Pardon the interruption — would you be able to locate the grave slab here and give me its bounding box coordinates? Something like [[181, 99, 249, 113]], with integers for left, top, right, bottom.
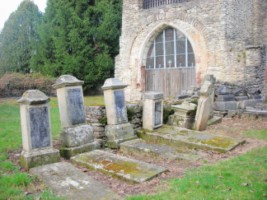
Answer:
[[120, 139, 202, 161], [30, 162, 121, 200], [138, 125, 245, 153], [71, 150, 167, 183]]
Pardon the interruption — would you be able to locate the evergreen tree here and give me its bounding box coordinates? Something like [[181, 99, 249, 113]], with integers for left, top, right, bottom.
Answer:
[[0, 0, 42, 74], [32, 0, 122, 90]]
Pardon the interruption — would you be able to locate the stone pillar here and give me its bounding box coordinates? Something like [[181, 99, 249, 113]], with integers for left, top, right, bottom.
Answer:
[[102, 78, 136, 148], [18, 90, 60, 170], [53, 75, 98, 158], [195, 78, 215, 131], [143, 92, 163, 131]]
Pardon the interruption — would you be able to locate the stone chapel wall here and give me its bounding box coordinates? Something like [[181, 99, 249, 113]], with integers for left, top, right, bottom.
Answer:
[[115, 0, 266, 101]]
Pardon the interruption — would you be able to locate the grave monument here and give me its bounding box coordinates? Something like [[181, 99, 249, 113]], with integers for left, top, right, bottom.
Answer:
[[195, 75, 216, 131], [102, 78, 136, 148], [142, 92, 163, 131], [53, 75, 99, 158], [18, 90, 60, 169]]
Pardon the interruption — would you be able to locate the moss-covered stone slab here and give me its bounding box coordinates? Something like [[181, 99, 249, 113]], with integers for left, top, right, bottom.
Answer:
[[120, 139, 202, 161], [138, 125, 245, 153], [30, 162, 121, 200], [71, 150, 167, 183]]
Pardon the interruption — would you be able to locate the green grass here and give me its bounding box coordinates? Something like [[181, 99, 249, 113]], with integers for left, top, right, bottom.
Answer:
[[243, 129, 267, 141], [128, 131, 267, 200]]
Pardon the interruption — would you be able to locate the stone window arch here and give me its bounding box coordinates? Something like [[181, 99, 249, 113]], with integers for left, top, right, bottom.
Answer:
[[146, 27, 195, 69]]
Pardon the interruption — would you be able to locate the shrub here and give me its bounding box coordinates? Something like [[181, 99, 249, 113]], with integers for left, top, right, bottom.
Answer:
[[0, 73, 56, 97]]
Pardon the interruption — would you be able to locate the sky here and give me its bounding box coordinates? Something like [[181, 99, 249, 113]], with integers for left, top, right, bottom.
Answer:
[[0, 0, 47, 31]]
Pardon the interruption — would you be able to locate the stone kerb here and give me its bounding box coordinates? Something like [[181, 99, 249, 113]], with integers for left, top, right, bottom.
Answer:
[[102, 78, 136, 148], [143, 91, 164, 131], [53, 75, 98, 159], [18, 90, 60, 170]]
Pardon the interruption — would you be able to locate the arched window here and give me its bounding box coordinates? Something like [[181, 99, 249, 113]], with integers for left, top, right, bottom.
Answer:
[[146, 27, 195, 69]]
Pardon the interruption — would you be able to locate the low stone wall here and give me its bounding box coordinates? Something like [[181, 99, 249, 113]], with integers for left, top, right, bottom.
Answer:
[[85, 104, 143, 140]]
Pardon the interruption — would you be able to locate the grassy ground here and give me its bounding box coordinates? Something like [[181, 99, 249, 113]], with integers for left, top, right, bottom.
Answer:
[[128, 131, 267, 200], [0, 96, 103, 200]]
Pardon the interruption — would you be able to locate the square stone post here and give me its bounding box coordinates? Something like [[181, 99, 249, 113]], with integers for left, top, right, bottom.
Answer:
[[53, 75, 98, 158], [18, 90, 60, 170], [143, 92, 164, 131], [102, 78, 136, 148]]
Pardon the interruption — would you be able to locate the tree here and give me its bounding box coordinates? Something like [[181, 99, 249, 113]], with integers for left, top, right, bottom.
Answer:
[[0, 0, 42, 74], [32, 0, 122, 90]]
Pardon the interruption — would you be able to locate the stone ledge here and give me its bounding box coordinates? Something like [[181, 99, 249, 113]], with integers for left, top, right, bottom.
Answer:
[[20, 148, 60, 170], [60, 141, 100, 159]]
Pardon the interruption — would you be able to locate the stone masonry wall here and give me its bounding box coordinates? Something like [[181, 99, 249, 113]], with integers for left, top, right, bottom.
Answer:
[[115, 0, 266, 101], [85, 104, 143, 140]]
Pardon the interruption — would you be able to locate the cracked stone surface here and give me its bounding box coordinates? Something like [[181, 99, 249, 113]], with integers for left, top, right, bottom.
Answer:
[[141, 125, 245, 152], [71, 150, 167, 183], [30, 162, 121, 200], [120, 139, 203, 161]]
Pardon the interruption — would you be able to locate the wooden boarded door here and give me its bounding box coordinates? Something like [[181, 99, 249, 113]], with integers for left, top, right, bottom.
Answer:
[[145, 67, 196, 98]]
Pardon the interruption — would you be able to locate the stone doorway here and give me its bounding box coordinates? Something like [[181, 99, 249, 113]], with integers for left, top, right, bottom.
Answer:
[[145, 27, 196, 98]]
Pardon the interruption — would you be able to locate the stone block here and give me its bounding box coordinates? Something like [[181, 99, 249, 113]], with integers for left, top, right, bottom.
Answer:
[[214, 101, 237, 111], [20, 149, 60, 170], [60, 125, 94, 147], [235, 96, 249, 101], [105, 123, 137, 148], [216, 94, 235, 101], [60, 141, 100, 159], [238, 99, 262, 109]]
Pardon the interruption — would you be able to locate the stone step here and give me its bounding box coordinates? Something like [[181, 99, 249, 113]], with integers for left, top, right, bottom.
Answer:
[[30, 162, 121, 200], [71, 150, 167, 183], [120, 139, 203, 161], [138, 125, 245, 153]]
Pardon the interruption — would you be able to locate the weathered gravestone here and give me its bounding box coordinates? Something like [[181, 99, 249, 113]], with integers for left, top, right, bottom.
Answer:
[[18, 90, 60, 170], [195, 75, 216, 131], [168, 101, 197, 129], [53, 75, 99, 158], [143, 92, 163, 131], [102, 78, 137, 148]]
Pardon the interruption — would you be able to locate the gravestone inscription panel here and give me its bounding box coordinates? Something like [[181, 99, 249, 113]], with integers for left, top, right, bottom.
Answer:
[[67, 88, 86, 125], [29, 107, 50, 149], [154, 101, 162, 126], [114, 90, 128, 123]]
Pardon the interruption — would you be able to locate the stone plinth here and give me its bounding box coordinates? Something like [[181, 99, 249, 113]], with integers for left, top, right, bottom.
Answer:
[[60, 125, 100, 159], [142, 92, 163, 131], [102, 78, 136, 148], [18, 90, 60, 170], [168, 101, 196, 129], [53, 75, 97, 158], [53, 75, 86, 128]]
